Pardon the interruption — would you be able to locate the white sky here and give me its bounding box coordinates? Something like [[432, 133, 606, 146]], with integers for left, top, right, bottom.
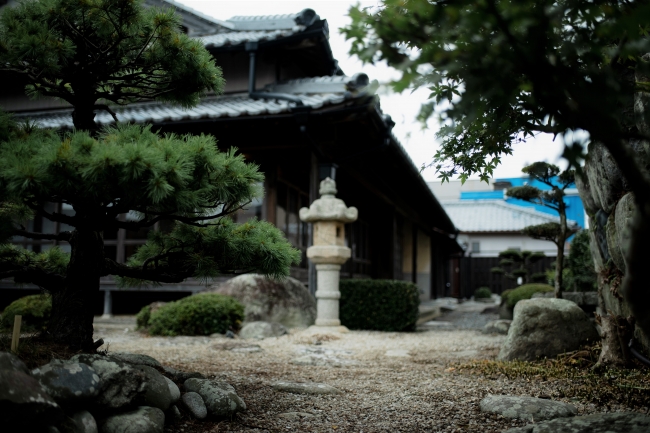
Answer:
[[179, 0, 567, 182]]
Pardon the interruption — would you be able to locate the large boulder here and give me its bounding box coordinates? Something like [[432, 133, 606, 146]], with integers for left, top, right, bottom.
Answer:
[[504, 412, 650, 433], [239, 321, 288, 339], [0, 351, 30, 374], [207, 274, 316, 328], [0, 369, 63, 428], [183, 378, 246, 417], [98, 406, 164, 433], [69, 354, 145, 411], [498, 298, 599, 361], [109, 352, 161, 369], [31, 360, 101, 408]]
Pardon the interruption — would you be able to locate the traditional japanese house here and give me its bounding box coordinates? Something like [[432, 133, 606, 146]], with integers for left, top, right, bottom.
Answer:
[[0, 1, 461, 313]]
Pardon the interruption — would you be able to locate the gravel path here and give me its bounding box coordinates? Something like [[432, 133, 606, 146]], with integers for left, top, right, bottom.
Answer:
[[91, 302, 616, 433]]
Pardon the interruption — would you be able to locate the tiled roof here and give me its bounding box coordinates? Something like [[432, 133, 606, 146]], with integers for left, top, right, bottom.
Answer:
[[201, 29, 298, 48], [14, 75, 373, 129], [441, 200, 569, 233], [16, 91, 347, 129], [197, 9, 319, 48]]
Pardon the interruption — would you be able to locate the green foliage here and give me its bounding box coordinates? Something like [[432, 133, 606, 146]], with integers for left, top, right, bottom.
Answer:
[[1, 294, 51, 332], [146, 293, 244, 336], [343, 1, 650, 179], [491, 249, 547, 284], [0, 124, 301, 287], [0, 0, 224, 118], [566, 230, 598, 292], [136, 305, 152, 330], [502, 284, 554, 309], [523, 223, 562, 243], [340, 279, 419, 332], [474, 287, 492, 299]]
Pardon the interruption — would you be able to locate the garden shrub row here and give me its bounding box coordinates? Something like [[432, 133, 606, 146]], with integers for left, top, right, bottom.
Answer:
[[340, 279, 419, 332]]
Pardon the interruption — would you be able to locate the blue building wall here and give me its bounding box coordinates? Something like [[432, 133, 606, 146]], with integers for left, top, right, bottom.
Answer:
[[459, 176, 585, 229]]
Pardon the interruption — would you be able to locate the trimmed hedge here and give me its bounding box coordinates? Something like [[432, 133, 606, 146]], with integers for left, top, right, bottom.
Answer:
[[502, 284, 554, 309], [1, 294, 51, 332], [474, 287, 492, 299], [145, 293, 244, 336], [340, 279, 419, 332]]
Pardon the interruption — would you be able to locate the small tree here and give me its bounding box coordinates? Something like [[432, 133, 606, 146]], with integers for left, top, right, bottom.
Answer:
[[506, 162, 578, 298], [491, 249, 547, 286], [0, 0, 300, 350], [565, 230, 598, 292]]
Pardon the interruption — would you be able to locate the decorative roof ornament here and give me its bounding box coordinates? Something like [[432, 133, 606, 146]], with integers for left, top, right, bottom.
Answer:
[[299, 178, 358, 223]]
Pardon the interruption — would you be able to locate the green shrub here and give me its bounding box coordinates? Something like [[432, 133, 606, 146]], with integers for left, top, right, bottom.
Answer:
[[147, 293, 244, 336], [474, 287, 492, 299], [1, 294, 51, 332], [136, 304, 152, 330], [340, 279, 419, 332], [504, 284, 554, 309]]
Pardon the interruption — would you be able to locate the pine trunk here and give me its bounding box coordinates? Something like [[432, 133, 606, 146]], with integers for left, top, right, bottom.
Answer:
[[47, 229, 104, 350], [71, 100, 97, 133]]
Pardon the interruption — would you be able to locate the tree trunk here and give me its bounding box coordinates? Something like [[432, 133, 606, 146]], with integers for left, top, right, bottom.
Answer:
[[71, 99, 98, 133], [47, 229, 104, 350], [555, 204, 567, 298], [595, 314, 634, 368]]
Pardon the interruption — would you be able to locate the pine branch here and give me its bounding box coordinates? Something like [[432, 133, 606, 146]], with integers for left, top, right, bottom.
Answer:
[[0, 268, 66, 292], [13, 229, 72, 242]]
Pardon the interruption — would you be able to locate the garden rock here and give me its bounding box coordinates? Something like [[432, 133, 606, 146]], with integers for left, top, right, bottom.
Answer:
[[271, 381, 343, 396], [164, 376, 180, 404], [165, 405, 182, 424], [98, 406, 164, 433], [60, 410, 98, 433], [499, 303, 513, 320], [0, 351, 30, 374], [31, 360, 101, 407], [174, 371, 206, 382], [483, 320, 511, 335], [109, 352, 161, 368], [133, 365, 173, 411], [183, 378, 246, 417], [0, 369, 63, 427], [479, 395, 576, 421], [180, 391, 207, 419], [504, 412, 650, 433], [208, 274, 316, 328], [69, 354, 145, 410], [498, 298, 599, 361], [239, 321, 288, 339]]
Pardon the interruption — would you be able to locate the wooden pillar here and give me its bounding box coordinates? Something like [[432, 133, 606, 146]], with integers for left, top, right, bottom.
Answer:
[[412, 225, 418, 284]]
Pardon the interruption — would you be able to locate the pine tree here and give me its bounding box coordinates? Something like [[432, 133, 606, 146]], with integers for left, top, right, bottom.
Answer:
[[506, 162, 578, 298], [0, 0, 300, 350], [490, 249, 546, 285]]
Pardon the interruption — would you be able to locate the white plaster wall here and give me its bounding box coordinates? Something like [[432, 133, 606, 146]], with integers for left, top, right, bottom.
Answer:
[[457, 233, 565, 257]]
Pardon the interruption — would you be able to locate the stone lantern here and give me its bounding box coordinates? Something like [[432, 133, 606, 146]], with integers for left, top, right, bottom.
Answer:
[[299, 177, 358, 330]]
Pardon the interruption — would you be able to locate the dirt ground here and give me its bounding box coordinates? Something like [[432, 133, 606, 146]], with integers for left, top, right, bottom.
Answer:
[[92, 302, 631, 433]]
